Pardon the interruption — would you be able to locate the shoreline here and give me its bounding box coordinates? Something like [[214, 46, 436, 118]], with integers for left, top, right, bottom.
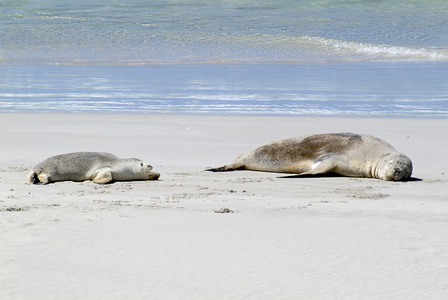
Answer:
[[1, 113, 447, 299], [2, 62, 447, 118], [3, 110, 448, 118]]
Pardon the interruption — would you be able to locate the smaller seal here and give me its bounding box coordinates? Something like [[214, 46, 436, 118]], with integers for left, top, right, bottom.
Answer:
[[28, 152, 160, 184], [207, 133, 413, 181]]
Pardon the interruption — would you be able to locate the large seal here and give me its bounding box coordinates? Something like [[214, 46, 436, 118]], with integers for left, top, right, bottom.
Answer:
[[207, 133, 413, 181], [28, 152, 160, 184]]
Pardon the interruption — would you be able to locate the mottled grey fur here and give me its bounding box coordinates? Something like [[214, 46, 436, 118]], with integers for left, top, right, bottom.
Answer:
[[28, 152, 160, 184]]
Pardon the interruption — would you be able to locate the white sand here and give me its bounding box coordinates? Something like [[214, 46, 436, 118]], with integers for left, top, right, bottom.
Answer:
[[1, 113, 447, 299]]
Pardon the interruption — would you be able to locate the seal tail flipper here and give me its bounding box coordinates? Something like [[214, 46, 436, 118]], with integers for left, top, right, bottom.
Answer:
[[28, 171, 50, 184], [205, 164, 244, 172], [28, 171, 40, 184]]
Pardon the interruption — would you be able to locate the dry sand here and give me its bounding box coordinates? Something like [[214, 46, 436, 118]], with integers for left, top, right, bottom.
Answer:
[[1, 113, 447, 299]]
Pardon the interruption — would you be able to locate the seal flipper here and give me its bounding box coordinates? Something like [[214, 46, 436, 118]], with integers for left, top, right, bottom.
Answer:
[[92, 168, 114, 184], [28, 171, 50, 184], [205, 164, 245, 172], [296, 155, 338, 176], [28, 171, 40, 184]]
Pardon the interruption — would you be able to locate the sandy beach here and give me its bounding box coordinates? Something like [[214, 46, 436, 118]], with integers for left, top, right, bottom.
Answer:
[[1, 113, 447, 299]]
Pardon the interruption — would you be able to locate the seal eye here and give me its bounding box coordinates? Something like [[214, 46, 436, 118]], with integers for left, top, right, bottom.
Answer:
[[394, 168, 401, 176], [140, 163, 143, 167]]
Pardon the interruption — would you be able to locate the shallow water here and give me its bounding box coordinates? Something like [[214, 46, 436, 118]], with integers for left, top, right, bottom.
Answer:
[[1, 0, 447, 117], [1, 62, 447, 117]]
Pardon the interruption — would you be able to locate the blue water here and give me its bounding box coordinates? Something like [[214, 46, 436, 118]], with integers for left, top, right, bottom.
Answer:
[[1, 0, 448, 117], [1, 62, 448, 117]]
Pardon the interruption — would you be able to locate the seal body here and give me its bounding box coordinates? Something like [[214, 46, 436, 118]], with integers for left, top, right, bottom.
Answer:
[[28, 152, 160, 184], [207, 133, 412, 181]]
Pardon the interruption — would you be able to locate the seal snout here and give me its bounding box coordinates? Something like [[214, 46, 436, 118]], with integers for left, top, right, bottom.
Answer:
[[392, 166, 408, 181], [144, 163, 160, 180], [150, 171, 160, 180], [382, 154, 413, 181]]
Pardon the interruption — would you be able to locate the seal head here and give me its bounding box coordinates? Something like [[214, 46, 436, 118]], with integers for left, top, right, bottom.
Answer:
[[376, 153, 413, 181]]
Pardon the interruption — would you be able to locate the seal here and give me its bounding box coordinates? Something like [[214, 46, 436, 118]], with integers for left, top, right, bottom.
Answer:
[[207, 133, 413, 181], [28, 152, 160, 184]]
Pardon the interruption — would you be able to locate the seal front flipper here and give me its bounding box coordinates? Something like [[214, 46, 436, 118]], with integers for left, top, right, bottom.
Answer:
[[92, 168, 114, 184], [297, 155, 338, 176]]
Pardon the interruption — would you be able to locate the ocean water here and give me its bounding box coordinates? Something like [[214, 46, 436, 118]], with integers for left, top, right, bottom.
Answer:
[[1, 0, 448, 117]]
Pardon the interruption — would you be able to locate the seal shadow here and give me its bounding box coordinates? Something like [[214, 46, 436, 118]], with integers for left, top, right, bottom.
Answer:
[[277, 173, 344, 179], [406, 177, 423, 182], [277, 173, 423, 182]]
